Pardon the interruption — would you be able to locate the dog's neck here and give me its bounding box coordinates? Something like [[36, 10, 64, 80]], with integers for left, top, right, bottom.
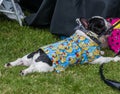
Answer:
[[86, 31, 101, 45], [76, 29, 101, 45], [76, 30, 93, 40]]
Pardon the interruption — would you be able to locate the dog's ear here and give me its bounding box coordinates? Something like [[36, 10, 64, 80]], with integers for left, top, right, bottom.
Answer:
[[80, 18, 89, 29]]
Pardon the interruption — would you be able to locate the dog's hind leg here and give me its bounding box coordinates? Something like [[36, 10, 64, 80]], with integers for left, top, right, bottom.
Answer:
[[4, 54, 33, 67], [20, 61, 54, 76], [90, 56, 120, 64]]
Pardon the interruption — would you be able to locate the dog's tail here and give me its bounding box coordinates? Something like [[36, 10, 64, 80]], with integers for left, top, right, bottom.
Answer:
[[99, 63, 120, 90]]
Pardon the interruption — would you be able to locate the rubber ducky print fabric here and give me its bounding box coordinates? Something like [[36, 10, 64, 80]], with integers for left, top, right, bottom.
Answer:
[[41, 32, 101, 72]]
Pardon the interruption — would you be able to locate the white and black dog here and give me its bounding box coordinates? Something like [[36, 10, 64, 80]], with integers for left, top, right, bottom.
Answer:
[[4, 16, 120, 76]]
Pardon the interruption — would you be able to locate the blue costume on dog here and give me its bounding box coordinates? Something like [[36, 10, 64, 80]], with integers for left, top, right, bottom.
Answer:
[[41, 32, 101, 72]]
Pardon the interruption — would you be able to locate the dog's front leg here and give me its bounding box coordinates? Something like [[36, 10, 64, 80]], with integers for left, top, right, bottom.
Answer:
[[90, 56, 120, 64], [20, 61, 54, 76], [5, 54, 33, 67]]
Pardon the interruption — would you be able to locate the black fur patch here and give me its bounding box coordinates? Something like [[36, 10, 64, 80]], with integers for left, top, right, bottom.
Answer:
[[35, 49, 52, 66], [27, 49, 52, 66], [27, 49, 40, 58]]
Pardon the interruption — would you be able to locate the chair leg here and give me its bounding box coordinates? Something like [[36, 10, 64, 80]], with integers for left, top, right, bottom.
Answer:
[[11, 0, 22, 26]]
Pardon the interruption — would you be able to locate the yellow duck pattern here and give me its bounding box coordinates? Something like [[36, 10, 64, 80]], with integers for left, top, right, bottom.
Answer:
[[41, 32, 101, 73]]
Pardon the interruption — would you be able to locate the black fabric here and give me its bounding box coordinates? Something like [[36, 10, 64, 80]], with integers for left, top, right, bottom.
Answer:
[[20, 0, 56, 27], [19, 0, 43, 12], [19, 0, 120, 36]]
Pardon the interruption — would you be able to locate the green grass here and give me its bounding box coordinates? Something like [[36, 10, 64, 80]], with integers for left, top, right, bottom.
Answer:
[[0, 15, 120, 94]]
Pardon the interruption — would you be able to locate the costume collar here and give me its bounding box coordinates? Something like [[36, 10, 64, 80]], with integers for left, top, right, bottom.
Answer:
[[85, 31, 101, 45]]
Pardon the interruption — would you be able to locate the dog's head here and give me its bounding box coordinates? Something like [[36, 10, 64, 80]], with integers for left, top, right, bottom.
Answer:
[[88, 16, 111, 35], [88, 16, 112, 48], [76, 16, 112, 48]]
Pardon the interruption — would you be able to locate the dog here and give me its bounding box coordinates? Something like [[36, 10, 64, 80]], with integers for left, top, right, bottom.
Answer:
[[4, 16, 120, 76]]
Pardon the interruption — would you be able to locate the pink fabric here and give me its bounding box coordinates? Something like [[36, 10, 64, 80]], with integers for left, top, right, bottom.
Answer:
[[107, 18, 120, 53]]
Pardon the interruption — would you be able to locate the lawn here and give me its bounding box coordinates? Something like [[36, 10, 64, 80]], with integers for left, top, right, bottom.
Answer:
[[0, 15, 120, 94]]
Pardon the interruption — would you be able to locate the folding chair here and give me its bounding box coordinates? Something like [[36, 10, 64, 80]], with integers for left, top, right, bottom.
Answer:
[[0, 0, 22, 26]]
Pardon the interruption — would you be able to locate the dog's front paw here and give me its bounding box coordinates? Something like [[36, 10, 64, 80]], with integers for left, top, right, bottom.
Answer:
[[4, 63, 12, 68]]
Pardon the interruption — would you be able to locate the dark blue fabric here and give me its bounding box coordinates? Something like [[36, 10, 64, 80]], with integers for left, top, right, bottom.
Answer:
[[20, 0, 120, 36]]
